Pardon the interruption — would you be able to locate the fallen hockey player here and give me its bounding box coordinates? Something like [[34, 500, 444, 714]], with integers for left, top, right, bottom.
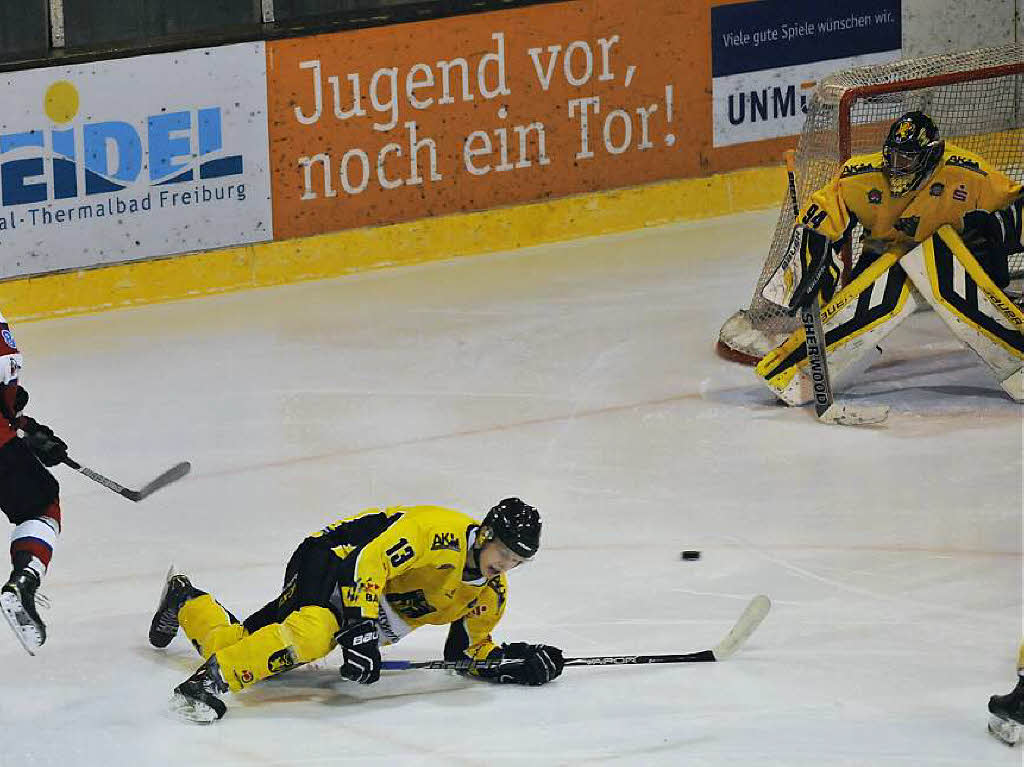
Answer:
[[149, 498, 564, 723]]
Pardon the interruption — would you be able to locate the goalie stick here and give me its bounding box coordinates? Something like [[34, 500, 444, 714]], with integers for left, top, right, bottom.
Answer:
[[783, 150, 889, 427], [62, 457, 191, 502], [381, 594, 771, 672]]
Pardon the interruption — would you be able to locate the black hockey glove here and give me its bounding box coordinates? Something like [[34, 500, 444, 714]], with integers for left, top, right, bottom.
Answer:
[[787, 226, 841, 313], [491, 642, 564, 686], [19, 417, 68, 467], [964, 197, 1023, 288], [336, 619, 381, 684], [761, 226, 841, 314]]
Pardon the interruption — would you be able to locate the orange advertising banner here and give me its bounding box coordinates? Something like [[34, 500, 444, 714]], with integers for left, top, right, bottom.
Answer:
[[267, 0, 718, 240]]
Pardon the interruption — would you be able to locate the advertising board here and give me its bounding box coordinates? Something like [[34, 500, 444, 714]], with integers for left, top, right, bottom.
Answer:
[[0, 42, 273, 278]]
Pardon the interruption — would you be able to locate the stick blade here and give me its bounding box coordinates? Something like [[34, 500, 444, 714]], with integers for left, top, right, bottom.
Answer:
[[819, 403, 890, 426], [130, 461, 192, 502], [712, 595, 771, 660]]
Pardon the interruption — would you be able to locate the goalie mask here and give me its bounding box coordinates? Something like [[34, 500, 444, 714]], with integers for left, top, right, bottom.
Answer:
[[882, 111, 944, 197]]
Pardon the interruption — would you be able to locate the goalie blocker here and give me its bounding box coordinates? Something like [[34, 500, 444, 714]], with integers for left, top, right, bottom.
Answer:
[[757, 224, 1024, 404]]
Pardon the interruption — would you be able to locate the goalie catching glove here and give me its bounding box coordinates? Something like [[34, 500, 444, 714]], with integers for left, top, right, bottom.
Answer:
[[761, 225, 842, 313], [478, 642, 565, 686], [336, 619, 381, 684]]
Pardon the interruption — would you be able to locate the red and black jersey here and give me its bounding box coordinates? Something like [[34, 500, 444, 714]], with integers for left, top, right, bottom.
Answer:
[[0, 311, 24, 448]]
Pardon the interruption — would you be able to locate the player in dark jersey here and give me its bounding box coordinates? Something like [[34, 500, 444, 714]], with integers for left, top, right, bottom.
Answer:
[[0, 310, 68, 654]]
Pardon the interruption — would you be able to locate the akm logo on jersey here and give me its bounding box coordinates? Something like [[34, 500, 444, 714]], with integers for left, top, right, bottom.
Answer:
[[0, 80, 243, 207], [946, 155, 986, 175], [431, 532, 460, 552], [842, 162, 880, 179]]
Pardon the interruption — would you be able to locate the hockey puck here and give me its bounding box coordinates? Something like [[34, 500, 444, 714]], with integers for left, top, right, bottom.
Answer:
[[680, 550, 701, 561]]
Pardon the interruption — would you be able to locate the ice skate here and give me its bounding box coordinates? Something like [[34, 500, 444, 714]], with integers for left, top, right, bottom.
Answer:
[[149, 565, 203, 648], [170, 656, 229, 724], [0, 568, 45, 655], [988, 677, 1024, 746]]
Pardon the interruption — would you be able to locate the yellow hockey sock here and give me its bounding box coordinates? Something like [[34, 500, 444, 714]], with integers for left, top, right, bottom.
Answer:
[[213, 605, 340, 692], [179, 594, 246, 658]]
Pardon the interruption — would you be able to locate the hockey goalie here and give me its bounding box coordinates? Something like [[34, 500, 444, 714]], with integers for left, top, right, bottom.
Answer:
[[756, 111, 1024, 405]]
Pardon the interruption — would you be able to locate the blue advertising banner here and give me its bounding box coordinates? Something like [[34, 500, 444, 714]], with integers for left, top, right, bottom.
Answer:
[[711, 0, 901, 147]]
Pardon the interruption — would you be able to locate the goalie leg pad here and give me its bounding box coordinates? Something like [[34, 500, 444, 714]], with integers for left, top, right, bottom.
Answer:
[[757, 250, 911, 405], [900, 226, 1024, 400]]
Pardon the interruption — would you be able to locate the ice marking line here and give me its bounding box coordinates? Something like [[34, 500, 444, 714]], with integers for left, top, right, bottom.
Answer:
[[152, 390, 712, 485], [62, 381, 1016, 503], [713, 535, 1010, 621]]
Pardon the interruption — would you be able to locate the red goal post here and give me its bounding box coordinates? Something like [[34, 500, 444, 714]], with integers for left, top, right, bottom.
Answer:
[[718, 44, 1023, 365]]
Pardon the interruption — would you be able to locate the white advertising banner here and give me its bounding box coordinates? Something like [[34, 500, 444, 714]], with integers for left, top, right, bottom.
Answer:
[[712, 52, 902, 148], [710, 0, 903, 148], [0, 42, 272, 278]]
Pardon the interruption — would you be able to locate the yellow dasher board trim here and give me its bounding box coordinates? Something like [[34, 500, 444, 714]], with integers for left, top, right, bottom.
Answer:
[[0, 166, 785, 323]]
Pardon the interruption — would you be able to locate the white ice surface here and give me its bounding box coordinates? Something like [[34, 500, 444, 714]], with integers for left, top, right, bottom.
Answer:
[[1, 209, 1020, 766]]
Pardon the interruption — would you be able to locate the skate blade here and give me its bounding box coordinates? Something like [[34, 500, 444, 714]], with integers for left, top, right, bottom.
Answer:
[[988, 715, 1022, 746], [0, 590, 41, 656], [169, 692, 221, 724]]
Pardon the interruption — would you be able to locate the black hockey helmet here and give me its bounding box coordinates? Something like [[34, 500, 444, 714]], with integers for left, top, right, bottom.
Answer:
[[481, 498, 541, 559], [882, 111, 943, 194]]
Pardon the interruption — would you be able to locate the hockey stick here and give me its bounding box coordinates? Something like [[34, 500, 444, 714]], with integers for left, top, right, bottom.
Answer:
[[62, 457, 191, 502], [382, 594, 771, 672], [783, 150, 889, 426]]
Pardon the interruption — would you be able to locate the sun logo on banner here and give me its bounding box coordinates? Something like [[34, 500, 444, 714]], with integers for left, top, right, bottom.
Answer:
[[44, 81, 80, 124], [0, 80, 244, 207]]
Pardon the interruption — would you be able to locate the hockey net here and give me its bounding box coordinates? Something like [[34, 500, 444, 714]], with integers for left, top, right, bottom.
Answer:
[[718, 43, 1024, 364]]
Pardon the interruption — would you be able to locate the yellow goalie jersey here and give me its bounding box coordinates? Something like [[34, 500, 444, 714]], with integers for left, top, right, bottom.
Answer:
[[309, 504, 508, 661], [799, 145, 1022, 253]]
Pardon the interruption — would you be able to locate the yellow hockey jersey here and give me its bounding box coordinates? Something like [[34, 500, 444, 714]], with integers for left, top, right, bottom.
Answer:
[[799, 145, 1022, 254], [309, 505, 507, 661]]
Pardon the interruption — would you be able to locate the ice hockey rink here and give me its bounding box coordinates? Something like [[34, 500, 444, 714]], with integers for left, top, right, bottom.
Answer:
[[1, 208, 1020, 766]]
